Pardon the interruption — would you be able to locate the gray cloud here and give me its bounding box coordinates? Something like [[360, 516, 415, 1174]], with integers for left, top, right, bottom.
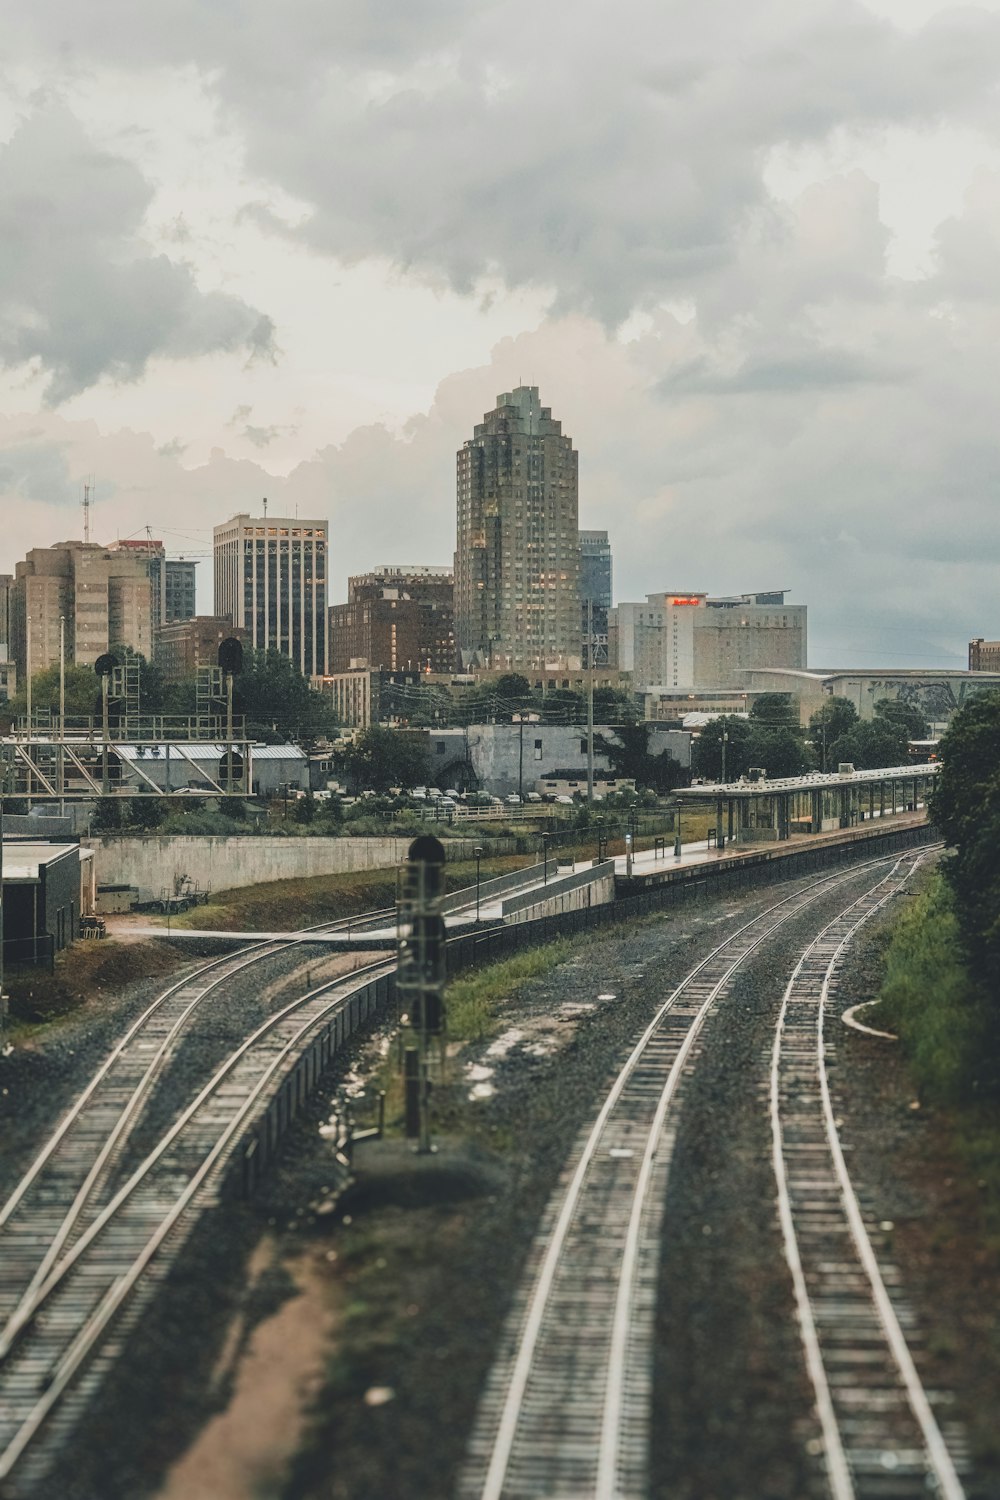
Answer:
[[0, 105, 275, 403], [659, 346, 901, 395], [11, 3, 1000, 322]]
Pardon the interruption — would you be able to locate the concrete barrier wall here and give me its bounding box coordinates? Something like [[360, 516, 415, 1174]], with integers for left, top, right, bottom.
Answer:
[[502, 861, 617, 924], [85, 834, 510, 904]]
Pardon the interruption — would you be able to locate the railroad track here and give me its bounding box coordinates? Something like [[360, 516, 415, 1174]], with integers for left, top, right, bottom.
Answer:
[[0, 906, 398, 1495], [0, 951, 398, 1495], [459, 851, 939, 1500], [0, 907, 395, 1334], [771, 854, 970, 1499]]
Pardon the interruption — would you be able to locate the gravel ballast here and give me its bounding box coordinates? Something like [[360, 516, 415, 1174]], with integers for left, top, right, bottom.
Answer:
[[8, 850, 997, 1499]]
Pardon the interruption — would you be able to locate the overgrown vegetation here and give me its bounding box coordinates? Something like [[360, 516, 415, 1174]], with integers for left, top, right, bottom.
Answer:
[[871, 692, 1000, 1219], [444, 940, 573, 1042], [878, 873, 997, 1104]]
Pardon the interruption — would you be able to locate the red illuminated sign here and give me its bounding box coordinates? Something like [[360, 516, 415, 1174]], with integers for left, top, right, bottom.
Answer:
[[667, 596, 702, 606]]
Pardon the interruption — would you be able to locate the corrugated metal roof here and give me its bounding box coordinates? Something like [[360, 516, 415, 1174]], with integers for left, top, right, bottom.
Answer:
[[117, 743, 305, 762]]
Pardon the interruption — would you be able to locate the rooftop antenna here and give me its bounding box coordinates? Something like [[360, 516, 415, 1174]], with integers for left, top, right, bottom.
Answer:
[[82, 480, 92, 543], [262, 496, 268, 521]]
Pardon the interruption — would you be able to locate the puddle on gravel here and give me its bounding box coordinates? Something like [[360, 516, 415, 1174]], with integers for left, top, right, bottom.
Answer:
[[154, 1238, 336, 1500]]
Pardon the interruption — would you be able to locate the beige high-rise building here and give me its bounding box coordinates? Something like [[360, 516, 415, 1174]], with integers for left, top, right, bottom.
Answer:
[[610, 590, 807, 691], [10, 542, 154, 679], [455, 386, 581, 672], [214, 512, 328, 677]]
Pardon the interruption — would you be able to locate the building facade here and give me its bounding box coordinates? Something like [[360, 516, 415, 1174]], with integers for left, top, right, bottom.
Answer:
[[213, 513, 328, 678], [10, 542, 154, 677], [455, 386, 581, 672], [969, 638, 1000, 672], [330, 565, 455, 674], [109, 540, 197, 630], [154, 616, 248, 684], [580, 530, 612, 666], [0, 574, 12, 651], [610, 590, 806, 691]]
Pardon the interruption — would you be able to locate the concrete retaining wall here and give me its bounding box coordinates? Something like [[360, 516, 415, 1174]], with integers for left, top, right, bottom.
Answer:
[[502, 860, 617, 924], [85, 833, 510, 905]]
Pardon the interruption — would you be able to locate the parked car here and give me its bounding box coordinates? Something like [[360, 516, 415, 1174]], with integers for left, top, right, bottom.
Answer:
[[525, 791, 542, 803], [504, 793, 522, 805]]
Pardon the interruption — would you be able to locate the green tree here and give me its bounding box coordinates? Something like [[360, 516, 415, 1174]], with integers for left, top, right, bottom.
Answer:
[[873, 696, 929, 740], [10, 664, 102, 720], [809, 697, 859, 771], [128, 796, 168, 831], [594, 721, 687, 793], [749, 693, 801, 730], [235, 647, 335, 745], [828, 717, 909, 770], [747, 693, 812, 776], [691, 716, 753, 782], [931, 691, 1000, 986], [111, 644, 168, 711], [334, 727, 429, 793], [746, 728, 811, 777], [539, 688, 585, 724], [293, 789, 316, 824], [592, 686, 636, 723]]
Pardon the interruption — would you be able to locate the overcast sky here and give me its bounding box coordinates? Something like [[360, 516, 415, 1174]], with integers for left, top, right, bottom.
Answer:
[[3, 0, 1000, 666]]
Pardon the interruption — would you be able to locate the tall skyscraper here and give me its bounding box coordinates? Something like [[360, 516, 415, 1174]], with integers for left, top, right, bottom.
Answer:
[[579, 529, 612, 667], [214, 512, 328, 677], [10, 542, 153, 677], [455, 386, 581, 672]]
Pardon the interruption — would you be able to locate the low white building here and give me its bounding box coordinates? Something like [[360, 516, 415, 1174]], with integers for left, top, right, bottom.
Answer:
[[425, 723, 690, 797]]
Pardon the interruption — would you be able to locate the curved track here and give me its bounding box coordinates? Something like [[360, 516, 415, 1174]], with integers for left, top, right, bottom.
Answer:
[[0, 952, 398, 1493], [0, 909, 394, 1334], [0, 908, 395, 1494], [461, 850, 957, 1500], [771, 856, 968, 1499]]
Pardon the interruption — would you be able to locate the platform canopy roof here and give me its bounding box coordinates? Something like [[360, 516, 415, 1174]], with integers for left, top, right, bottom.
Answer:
[[680, 763, 940, 801]]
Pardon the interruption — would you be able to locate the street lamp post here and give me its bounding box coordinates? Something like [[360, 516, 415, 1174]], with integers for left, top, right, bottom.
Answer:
[[513, 711, 539, 802], [474, 844, 483, 923], [721, 729, 728, 785], [542, 832, 551, 885], [0, 752, 7, 1057]]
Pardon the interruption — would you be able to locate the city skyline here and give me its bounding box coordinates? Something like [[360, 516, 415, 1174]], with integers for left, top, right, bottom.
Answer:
[[4, 0, 1000, 668]]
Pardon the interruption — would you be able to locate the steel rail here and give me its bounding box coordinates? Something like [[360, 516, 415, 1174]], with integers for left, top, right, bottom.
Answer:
[[0, 955, 395, 1485], [0, 906, 394, 1350], [470, 850, 927, 1500], [770, 851, 966, 1500], [0, 906, 394, 1235]]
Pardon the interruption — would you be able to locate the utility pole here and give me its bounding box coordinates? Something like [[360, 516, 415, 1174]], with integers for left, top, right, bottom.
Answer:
[[586, 597, 594, 803], [0, 751, 7, 1057], [59, 615, 66, 813], [396, 835, 447, 1154]]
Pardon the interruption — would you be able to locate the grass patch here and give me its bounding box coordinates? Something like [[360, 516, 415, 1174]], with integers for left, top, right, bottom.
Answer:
[[877, 872, 997, 1104], [445, 939, 574, 1042], [875, 869, 1000, 1227], [7, 940, 182, 1032]]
